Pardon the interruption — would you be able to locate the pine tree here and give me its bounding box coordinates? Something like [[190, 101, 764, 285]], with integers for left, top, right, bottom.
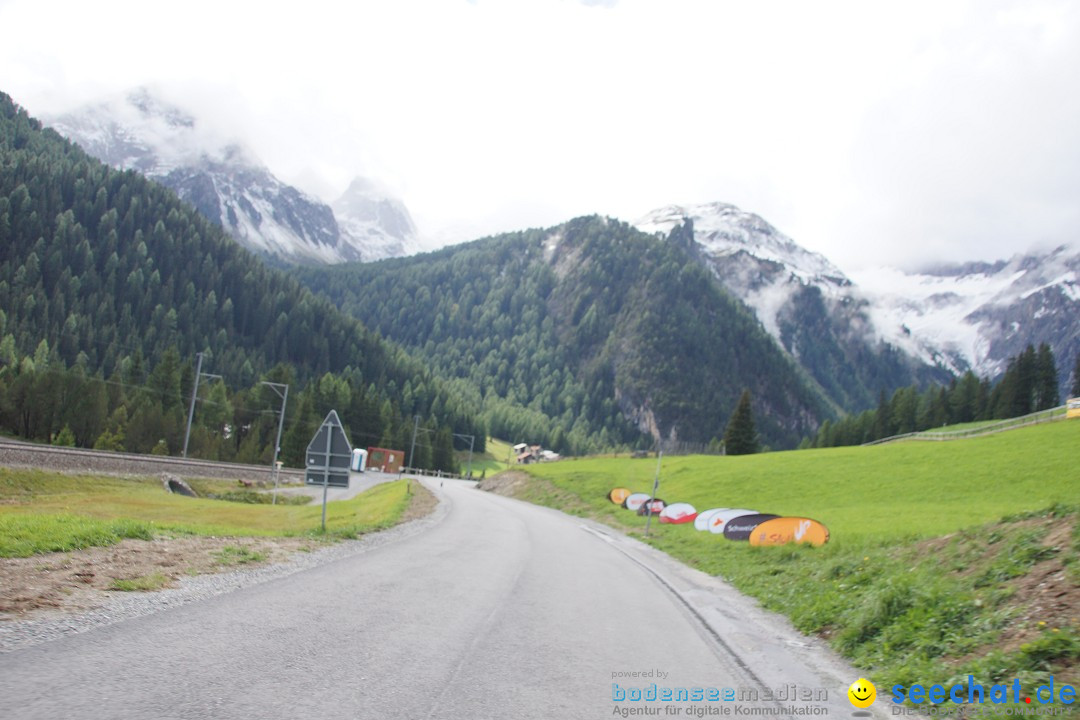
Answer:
[[723, 390, 759, 456], [872, 389, 889, 440], [1034, 343, 1059, 411], [1072, 354, 1080, 398], [1013, 345, 1037, 416], [52, 425, 75, 446]]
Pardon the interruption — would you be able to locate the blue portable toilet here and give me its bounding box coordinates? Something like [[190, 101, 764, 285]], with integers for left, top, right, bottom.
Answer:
[[351, 448, 368, 473]]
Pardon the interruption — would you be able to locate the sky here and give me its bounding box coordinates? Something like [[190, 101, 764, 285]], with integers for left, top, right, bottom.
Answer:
[[1, 0, 1078, 271]]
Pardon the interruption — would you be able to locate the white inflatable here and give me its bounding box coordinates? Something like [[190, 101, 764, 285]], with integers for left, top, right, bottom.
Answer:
[[694, 508, 728, 532]]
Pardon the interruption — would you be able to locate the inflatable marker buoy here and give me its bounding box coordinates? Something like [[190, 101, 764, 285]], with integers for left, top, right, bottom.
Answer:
[[636, 498, 666, 516], [659, 503, 697, 524], [748, 517, 830, 547], [721, 513, 780, 541], [694, 508, 728, 532], [707, 509, 758, 534]]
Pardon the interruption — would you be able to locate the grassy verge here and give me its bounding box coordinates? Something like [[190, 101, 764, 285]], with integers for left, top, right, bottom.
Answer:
[[0, 468, 417, 555], [0, 513, 154, 557], [509, 421, 1080, 698], [212, 545, 268, 565], [111, 573, 170, 592], [461, 437, 515, 476]]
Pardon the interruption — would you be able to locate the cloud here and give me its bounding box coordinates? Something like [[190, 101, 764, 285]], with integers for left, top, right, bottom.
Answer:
[[0, 0, 1077, 273]]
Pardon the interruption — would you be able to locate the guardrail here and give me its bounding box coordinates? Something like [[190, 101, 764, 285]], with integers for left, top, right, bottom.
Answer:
[[861, 405, 1067, 446], [398, 466, 476, 481]]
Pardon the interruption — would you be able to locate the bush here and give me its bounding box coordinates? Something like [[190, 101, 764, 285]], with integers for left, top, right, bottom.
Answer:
[[52, 426, 76, 447]]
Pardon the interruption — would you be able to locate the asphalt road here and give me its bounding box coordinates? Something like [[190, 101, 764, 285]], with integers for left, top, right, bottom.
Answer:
[[271, 470, 400, 502], [1, 479, 871, 720]]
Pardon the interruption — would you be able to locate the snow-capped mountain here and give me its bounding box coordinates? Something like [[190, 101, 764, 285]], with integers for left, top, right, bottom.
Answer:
[[637, 202, 1080, 397], [333, 178, 420, 260], [47, 89, 417, 264], [851, 248, 1080, 389], [638, 203, 853, 339], [637, 203, 948, 410]]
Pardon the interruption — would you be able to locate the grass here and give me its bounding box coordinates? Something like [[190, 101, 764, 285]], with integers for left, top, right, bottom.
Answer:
[[513, 420, 1080, 701], [895, 408, 1068, 441], [524, 420, 1080, 541], [212, 545, 267, 565], [913, 418, 1003, 434], [460, 437, 516, 476], [202, 490, 311, 505], [0, 468, 416, 555], [110, 572, 170, 592], [0, 513, 154, 557]]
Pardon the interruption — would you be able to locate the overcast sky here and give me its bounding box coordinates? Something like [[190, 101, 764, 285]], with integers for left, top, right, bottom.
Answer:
[[1, 0, 1078, 271]]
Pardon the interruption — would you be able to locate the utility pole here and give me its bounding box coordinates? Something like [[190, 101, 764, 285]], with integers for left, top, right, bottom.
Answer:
[[182, 353, 222, 459], [182, 352, 203, 459], [466, 435, 474, 479], [408, 414, 420, 471], [261, 381, 289, 505], [452, 433, 475, 479]]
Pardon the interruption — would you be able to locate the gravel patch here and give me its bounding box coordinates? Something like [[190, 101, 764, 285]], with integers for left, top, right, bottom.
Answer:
[[0, 489, 448, 654]]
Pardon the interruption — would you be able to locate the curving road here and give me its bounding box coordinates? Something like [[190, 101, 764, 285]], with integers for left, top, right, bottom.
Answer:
[[1, 479, 871, 720]]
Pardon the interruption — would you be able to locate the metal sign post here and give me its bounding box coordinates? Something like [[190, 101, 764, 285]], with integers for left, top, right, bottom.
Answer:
[[644, 449, 663, 538], [305, 410, 353, 532]]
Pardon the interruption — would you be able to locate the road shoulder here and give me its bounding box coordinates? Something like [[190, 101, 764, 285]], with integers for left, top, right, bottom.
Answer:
[[0, 481, 445, 653]]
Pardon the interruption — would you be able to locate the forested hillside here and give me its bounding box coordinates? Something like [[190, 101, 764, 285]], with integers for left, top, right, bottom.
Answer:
[[0, 92, 479, 470], [300, 217, 833, 452], [812, 343, 1063, 447]]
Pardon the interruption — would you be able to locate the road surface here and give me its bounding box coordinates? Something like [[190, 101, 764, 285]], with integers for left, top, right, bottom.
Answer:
[[1, 479, 870, 720], [271, 470, 400, 502]]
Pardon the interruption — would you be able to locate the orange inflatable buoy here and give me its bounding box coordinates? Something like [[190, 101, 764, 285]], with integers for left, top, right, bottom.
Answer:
[[748, 517, 829, 547]]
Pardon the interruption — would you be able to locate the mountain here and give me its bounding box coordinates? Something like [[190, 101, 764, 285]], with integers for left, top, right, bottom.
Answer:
[[298, 217, 834, 453], [636, 203, 948, 411], [851, 247, 1080, 393], [46, 89, 419, 264], [0, 90, 480, 465], [332, 177, 419, 260]]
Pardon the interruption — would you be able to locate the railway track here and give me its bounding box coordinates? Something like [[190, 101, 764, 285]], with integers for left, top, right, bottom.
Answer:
[[0, 438, 305, 484]]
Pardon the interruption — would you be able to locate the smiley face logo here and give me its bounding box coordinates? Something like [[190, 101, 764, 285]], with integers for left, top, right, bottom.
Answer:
[[847, 678, 876, 708]]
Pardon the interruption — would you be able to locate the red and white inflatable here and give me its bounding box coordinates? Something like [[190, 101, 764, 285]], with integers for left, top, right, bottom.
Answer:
[[658, 503, 698, 524]]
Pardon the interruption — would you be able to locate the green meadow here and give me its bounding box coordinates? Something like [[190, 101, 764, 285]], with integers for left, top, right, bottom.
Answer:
[[0, 469, 415, 557], [527, 419, 1080, 540], [517, 420, 1080, 700], [460, 437, 516, 476]]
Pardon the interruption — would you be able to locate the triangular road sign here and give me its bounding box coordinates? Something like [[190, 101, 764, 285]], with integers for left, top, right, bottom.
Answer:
[[305, 410, 352, 488]]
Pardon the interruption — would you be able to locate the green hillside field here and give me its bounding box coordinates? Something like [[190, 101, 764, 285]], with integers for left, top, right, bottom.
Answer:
[[0, 471, 417, 556], [510, 419, 1080, 701], [457, 437, 515, 476]]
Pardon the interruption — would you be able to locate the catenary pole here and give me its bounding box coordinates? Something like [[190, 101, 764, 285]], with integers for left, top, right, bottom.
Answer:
[[261, 382, 289, 505], [182, 352, 204, 459]]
